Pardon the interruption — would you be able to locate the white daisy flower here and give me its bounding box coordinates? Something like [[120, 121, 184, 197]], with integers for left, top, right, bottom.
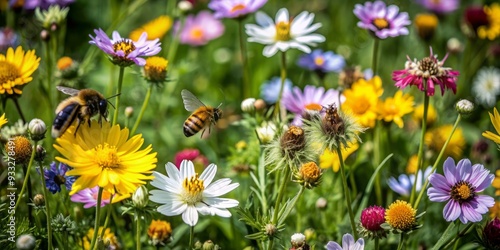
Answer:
[[245, 8, 325, 57], [472, 67, 500, 107], [149, 160, 239, 226]]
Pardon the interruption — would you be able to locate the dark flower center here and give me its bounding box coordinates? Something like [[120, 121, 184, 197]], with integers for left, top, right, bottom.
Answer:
[[113, 39, 136, 56], [418, 57, 438, 75], [451, 180, 475, 203], [55, 174, 66, 186]]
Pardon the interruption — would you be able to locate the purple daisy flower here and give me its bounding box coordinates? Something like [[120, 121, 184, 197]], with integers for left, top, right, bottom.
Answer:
[[89, 28, 161, 67], [260, 77, 292, 104], [388, 166, 434, 197], [0, 28, 19, 52], [326, 233, 364, 250], [297, 49, 345, 74], [353, 1, 411, 39], [177, 11, 225, 46], [416, 0, 459, 14], [42, 162, 76, 194], [427, 157, 495, 224], [10, 0, 74, 9], [208, 0, 267, 19], [282, 85, 345, 126], [70, 186, 115, 208]]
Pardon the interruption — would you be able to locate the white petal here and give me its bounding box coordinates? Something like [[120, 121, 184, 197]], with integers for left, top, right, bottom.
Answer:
[[180, 160, 195, 178], [204, 197, 239, 208], [157, 200, 188, 216], [200, 163, 217, 186], [255, 11, 274, 27], [165, 162, 181, 182], [263, 45, 279, 57], [182, 206, 199, 226], [150, 172, 180, 193], [205, 180, 239, 197], [275, 8, 289, 23], [291, 11, 314, 33], [294, 34, 325, 44], [292, 23, 322, 37]]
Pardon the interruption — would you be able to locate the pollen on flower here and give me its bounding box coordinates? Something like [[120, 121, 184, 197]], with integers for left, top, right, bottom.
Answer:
[[0, 62, 19, 84], [418, 57, 439, 77], [385, 200, 417, 231], [144, 56, 168, 82], [314, 56, 325, 66], [190, 27, 204, 40], [181, 174, 205, 204], [94, 143, 120, 169], [275, 21, 291, 41], [373, 18, 389, 29], [113, 39, 136, 55], [57, 56, 74, 70], [451, 180, 475, 202], [231, 4, 246, 13], [305, 103, 323, 111]]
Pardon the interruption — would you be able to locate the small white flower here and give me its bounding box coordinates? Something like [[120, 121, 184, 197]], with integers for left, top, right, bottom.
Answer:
[[472, 67, 500, 107], [291, 233, 306, 246], [256, 121, 277, 144], [149, 160, 239, 226], [245, 8, 325, 57]]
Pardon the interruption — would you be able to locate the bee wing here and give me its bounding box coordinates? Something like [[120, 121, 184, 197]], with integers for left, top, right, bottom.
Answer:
[[181, 89, 205, 112], [56, 86, 80, 96]]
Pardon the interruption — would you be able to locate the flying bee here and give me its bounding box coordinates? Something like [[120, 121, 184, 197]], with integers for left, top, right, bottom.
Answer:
[[181, 89, 222, 138], [51, 86, 109, 138]]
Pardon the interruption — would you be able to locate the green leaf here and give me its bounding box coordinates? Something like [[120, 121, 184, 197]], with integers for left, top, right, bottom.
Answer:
[[431, 222, 458, 250]]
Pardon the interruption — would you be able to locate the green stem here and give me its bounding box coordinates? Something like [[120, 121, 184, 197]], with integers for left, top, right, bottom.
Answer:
[[238, 19, 250, 99], [371, 38, 380, 75], [375, 238, 379, 250], [336, 146, 358, 240], [442, 223, 473, 249], [189, 226, 194, 249], [268, 165, 291, 250], [136, 212, 141, 250], [397, 234, 405, 250], [131, 84, 153, 134], [89, 188, 103, 250], [373, 122, 382, 205], [273, 51, 287, 121], [100, 195, 114, 239], [112, 66, 125, 126], [414, 114, 462, 209], [39, 161, 53, 250], [410, 93, 429, 205], [14, 143, 36, 212], [44, 40, 54, 115], [12, 98, 26, 123]]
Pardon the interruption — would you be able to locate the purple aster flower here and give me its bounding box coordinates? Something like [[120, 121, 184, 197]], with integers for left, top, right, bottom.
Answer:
[[388, 166, 434, 197], [353, 1, 411, 39], [70, 186, 114, 208], [326, 233, 365, 250], [42, 162, 76, 194], [0, 28, 19, 52], [297, 49, 345, 74], [12, 0, 75, 10], [282, 85, 345, 126], [392, 47, 459, 96], [427, 157, 495, 224], [89, 28, 161, 67], [260, 77, 292, 104], [416, 0, 459, 14], [177, 11, 224, 46], [208, 0, 267, 19]]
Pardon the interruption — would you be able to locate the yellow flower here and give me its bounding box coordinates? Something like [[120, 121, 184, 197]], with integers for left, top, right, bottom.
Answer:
[[477, 3, 500, 40], [54, 120, 157, 195], [5, 136, 32, 164], [493, 169, 500, 196], [56, 56, 74, 71], [319, 141, 359, 172], [483, 107, 500, 145], [425, 124, 465, 159], [414, 13, 438, 41], [489, 200, 500, 219], [143, 56, 168, 83], [378, 90, 414, 128], [0, 113, 7, 129], [148, 219, 172, 246], [405, 155, 419, 174], [0, 46, 40, 95], [341, 76, 383, 128], [412, 103, 437, 126], [129, 15, 172, 41], [82, 227, 121, 250], [385, 200, 417, 232]]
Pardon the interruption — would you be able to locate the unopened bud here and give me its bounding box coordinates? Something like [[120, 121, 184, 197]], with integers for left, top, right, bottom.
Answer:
[[125, 107, 134, 118], [41, 29, 50, 41], [455, 99, 474, 115], [254, 99, 266, 110], [178, 0, 193, 12], [132, 185, 148, 208], [290, 233, 306, 247], [265, 223, 277, 236], [316, 197, 327, 209], [241, 98, 256, 113], [29, 118, 47, 141], [34, 194, 45, 206], [35, 145, 46, 162], [16, 234, 36, 250]]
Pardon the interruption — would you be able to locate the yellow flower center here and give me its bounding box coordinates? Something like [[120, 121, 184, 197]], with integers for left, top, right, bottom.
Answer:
[[384, 101, 398, 115], [57, 56, 74, 70], [385, 200, 416, 231], [190, 27, 204, 40], [0, 61, 19, 84], [144, 56, 168, 82], [451, 180, 475, 203], [275, 21, 291, 41], [314, 56, 325, 66], [231, 4, 246, 13], [7, 136, 32, 164], [305, 103, 323, 111], [373, 18, 389, 29], [113, 39, 136, 56], [94, 143, 120, 169], [181, 174, 205, 205], [351, 97, 370, 114]]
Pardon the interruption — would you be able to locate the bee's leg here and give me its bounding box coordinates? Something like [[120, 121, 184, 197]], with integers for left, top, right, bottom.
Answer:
[[87, 118, 91, 127], [74, 120, 83, 137], [98, 115, 103, 127], [200, 129, 206, 138]]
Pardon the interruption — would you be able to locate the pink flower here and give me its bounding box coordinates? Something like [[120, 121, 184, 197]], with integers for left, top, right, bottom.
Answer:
[[392, 47, 459, 96], [178, 11, 224, 46], [174, 149, 209, 171], [70, 186, 129, 208]]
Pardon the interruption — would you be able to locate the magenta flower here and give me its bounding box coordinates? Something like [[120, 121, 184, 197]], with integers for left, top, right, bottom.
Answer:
[[282, 85, 344, 126], [208, 0, 267, 19], [174, 148, 209, 173], [392, 48, 459, 96], [70, 187, 112, 208], [178, 11, 224, 46], [89, 28, 161, 67], [359, 205, 386, 239], [427, 157, 495, 224], [353, 1, 411, 39], [416, 0, 459, 14]]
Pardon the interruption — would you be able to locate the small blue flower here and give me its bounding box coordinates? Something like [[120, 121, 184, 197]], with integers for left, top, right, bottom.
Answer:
[[387, 166, 434, 197], [297, 49, 345, 73], [260, 77, 292, 104], [43, 162, 76, 194]]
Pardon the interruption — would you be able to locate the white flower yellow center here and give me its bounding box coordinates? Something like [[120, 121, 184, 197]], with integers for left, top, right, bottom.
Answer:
[[94, 143, 120, 169], [0, 61, 19, 83], [275, 21, 291, 41], [113, 39, 136, 56], [181, 174, 205, 205]]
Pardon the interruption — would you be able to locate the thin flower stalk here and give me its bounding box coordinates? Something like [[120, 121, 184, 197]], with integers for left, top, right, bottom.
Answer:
[[13, 98, 26, 123], [397, 234, 405, 250], [441, 223, 474, 249], [89, 188, 104, 250], [14, 144, 36, 212], [136, 213, 141, 250], [239, 19, 250, 99], [189, 226, 194, 249], [131, 83, 153, 135], [273, 51, 287, 121], [268, 165, 291, 250], [112, 66, 125, 125], [373, 122, 383, 205], [99, 196, 114, 240], [414, 114, 462, 209], [39, 161, 53, 250], [372, 38, 379, 75], [336, 146, 359, 240], [410, 92, 429, 204]]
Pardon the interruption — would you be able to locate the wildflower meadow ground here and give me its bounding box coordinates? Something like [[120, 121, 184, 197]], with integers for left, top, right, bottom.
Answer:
[[0, 0, 500, 249]]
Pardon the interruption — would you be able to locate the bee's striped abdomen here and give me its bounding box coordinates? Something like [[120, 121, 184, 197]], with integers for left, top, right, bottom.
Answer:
[[183, 112, 206, 137], [51, 103, 79, 138]]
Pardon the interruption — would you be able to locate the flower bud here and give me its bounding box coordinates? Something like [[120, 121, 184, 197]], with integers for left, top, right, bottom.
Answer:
[[132, 185, 149, 209], [290, 233, 306, 248], [40, 29, 50, 41], [125, 106, 134, 118], [35, 145, 46, 162], [455, 99, 474, 115], [29, 118, 47, 141], [178, 0, 193, 12], [447, 38, 463, 54], [303, 228, 315, 242], [482, 218, 500, 249], [33, 194, 45, 206], [16, 234, 36, 250], [265, 223, 277, 236], [315, 197, 327, 209], [202, 240, 219, 250], [256, 122, 276, 144], [295, 162, 322, 189], [241, 98, 256, 113], [254, 99, 266, 110]]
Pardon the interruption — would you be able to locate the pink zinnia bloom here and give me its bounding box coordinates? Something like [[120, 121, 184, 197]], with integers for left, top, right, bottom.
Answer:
[[178, 11, 224, 46], [392, 47, 459, 96]]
